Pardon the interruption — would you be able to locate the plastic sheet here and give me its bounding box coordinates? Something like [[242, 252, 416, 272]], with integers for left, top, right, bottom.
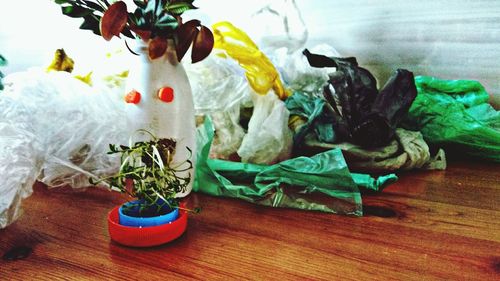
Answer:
[[194, 117, 398, 215], [184, 55, 252, 115], [0, 69, 128, 228], [0, 97, 40, 228], [186, 53, 292, 163], [271, 44, 339, 95], [201, 22, 294, 164], [249, 0, 308, 53], [403, 76, 500, 162], [286, 91, 335, 146], [304, 129, 446, 172], [238, 92, 293, 164], [287, 92, 446, 171], [205, 105, 245, 160], [212, 21, 290, 100], [303, 49, 417, 147]]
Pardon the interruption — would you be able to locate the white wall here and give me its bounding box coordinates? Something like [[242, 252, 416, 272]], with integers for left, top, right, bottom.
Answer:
[[1, 0, 499, 105]]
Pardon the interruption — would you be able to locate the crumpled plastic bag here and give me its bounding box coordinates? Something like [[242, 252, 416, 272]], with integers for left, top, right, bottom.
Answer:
[[194, 117, 397, 216], [286, 92, 446, 171], [0, 97, 40, 228], [271, 44, 340, 94], [184, 55, 252, 115], [198, 21, 294, 164], [248, 0, 308, 53], [184, 54, 251, 160], [208, 104, 246, 160], [303, 49, 418, 147], [0, 69, 127, 228], [286, 91, 336, 146], [402, 76, 500, 162], [238, 92, 293, 164], [212, 21, 290, 100], [304, 129, 446, 172]]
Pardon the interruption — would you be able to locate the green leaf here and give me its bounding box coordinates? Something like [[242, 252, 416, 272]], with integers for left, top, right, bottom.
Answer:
[[82, 0, 105, 12], [133, 0, 147, 9], [165, 2, 197, 16], [144, 0, 158, 14], [155, 13, 178, 29], [62, 5, 93, 18], [157, 13, 176, 24], [0, 55, 6, 66], [54, 0, 70, 4], [121, 26, 135, 39], [79, 14, 101, 35]]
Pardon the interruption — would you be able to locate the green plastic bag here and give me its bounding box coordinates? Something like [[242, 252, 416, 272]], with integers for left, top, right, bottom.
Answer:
[[403, 76, 500, 162], [285, 92, 335, 145], [194, 117, 397, 216]]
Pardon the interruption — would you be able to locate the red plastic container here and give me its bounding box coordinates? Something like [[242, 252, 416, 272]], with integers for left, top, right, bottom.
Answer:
[[107, 206, 187, 247]]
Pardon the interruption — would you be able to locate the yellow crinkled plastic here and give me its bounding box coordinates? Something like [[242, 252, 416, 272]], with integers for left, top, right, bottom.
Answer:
[[212, 21, 290, 100], [47, 49, 74, 73], [46, 49, 95, 86]]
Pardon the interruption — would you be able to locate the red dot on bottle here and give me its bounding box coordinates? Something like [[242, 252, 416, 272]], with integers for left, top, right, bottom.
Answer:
[[158, 87, 174, 103], [125, 90, 141, 104]]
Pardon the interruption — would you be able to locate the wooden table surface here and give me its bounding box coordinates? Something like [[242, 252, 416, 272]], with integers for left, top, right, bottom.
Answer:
[[1, 161, 499, 280]]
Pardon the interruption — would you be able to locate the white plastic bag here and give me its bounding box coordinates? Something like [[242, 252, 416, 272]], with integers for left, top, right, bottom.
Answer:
[[271, 44, 340, 94], [238, 92, 293, 164], [249, 0, 308, 53], [185, 55, 252, 115], [186, 55, 252, 159], [0, 69, 128, 228], [0, 111, 40, 228]]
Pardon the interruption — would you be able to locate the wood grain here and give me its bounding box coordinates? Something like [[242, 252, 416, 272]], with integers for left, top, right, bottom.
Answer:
[[1, 161, 499, 280]]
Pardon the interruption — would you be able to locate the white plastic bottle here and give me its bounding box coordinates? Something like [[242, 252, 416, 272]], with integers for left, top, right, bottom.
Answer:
[[124, 41, 196, 197]]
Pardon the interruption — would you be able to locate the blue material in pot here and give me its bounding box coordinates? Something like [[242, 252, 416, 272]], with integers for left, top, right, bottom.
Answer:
[[118, 200, 179, 227]]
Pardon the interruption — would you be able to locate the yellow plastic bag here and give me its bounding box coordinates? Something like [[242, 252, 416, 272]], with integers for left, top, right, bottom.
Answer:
[[212, 21, 290, 100]]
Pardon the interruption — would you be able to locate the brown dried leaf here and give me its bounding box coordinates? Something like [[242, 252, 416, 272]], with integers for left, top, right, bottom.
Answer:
[[130, 25, 152, 42], [100, 1, 128, 41], [148, 37, 168, 60], [191, 25, 214, 63], [175, 19, 200, 62]]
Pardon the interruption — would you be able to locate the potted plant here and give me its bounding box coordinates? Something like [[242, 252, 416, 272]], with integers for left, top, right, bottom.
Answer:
[[55, 0, 214, 196], [90, 131, 195, 247]]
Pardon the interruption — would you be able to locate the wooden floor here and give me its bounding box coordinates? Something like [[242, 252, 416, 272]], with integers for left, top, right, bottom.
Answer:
[[1, 161, 499, 280]]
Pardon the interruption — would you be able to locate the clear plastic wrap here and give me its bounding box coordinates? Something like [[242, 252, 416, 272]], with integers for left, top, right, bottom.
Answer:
[[271, 44, 340, 94], [249, 0, 308, 53], [184, 55, 251, 160], [0, 69, 128, 227], [189, 22, 294, 164], [238, 92, 293, 164], [184, 55, 252, 115], [0, 97, 40, 228]]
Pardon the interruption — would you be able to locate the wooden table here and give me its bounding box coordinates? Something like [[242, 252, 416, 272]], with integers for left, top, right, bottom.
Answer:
[[1, 161, 499, 280]]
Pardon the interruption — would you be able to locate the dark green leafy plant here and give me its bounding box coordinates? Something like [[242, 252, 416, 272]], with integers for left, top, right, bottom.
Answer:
[[0, 55, 6, 91], [54, 0, 213, 62], [90, 131, 193, 214]]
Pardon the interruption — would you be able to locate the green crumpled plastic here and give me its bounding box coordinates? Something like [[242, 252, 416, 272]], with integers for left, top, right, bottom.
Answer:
[[193, 117, 397, 216], [285, 92, 335, 145], [402, 76, 500, 162]]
